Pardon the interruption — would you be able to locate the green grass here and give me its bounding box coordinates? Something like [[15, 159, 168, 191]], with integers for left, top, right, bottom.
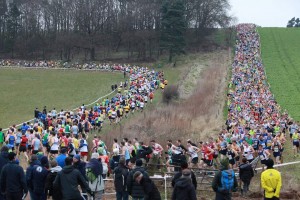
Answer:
[[0, 69, 124, 128], [258, 28, 300, 121]]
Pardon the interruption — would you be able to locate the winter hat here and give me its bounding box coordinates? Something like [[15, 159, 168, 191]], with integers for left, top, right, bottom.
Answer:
[[8, 152, 16, 161], [265, 158, 274, 168], [91, 153, 99, 159], [135, 159, 143, 167], [74, 154, 81, 160], [40, 156, 49, 166]]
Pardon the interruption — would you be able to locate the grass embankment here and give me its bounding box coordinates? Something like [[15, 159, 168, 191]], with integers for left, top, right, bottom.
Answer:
[[258, 28, 300, 121], [0, 69, 124, 128], [253, 28, 300, 191]]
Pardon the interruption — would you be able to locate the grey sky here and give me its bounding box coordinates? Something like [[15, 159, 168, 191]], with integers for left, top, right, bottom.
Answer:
[[229, 0, 300, 27]]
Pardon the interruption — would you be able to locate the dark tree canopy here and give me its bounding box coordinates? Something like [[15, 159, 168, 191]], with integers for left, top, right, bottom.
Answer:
[[287, 17, 300, 27], [0, 0, 232, 61]]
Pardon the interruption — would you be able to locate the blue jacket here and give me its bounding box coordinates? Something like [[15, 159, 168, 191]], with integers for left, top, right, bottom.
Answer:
[[31, 165, 49, 194], [26, 160, 41, 190]]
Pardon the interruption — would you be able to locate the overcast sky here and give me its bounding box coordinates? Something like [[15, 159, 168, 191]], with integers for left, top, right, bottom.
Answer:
[[229, 0, 300, 27]]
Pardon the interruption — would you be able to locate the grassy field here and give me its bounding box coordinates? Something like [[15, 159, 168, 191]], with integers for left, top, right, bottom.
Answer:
[[0, 69, 124, 128], [258, 28, 300, 121]]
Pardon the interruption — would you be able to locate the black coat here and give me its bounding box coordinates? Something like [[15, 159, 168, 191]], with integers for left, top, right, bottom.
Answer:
[[53, 165, 90, 200], [172, 170, 197, 189], [0, 161, 28, 194], [172, 177, 197, 200], [141, 177, 161, 200], [239, 163, 254, 182], [45, 166, 62, 199], [0, 152, 9, 173], [127, 167, 149, 198], [113, 164, 129, 192]]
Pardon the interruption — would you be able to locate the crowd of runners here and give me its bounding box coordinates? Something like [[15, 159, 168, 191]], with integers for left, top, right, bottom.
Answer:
[[0, 23, 295, 199], [0, 59, 139, 71]]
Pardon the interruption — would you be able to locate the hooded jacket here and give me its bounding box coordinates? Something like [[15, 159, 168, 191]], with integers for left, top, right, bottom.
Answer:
[[127, 167, 149, 198], [53, 165, 90, 200], [0, 161, 28, 194], [261, 168, 281, 198], [171, 170, 197, 189], [31, 165, 49, 194], [141, 176, 161, 200], [73, 160, 88, 181], [171, 177, 197, 200], [113, 163, 129, 192], [0, 151, 9, 172], [45, 166, 62, 199], [239, 163, 254, 182], [26, 160, 41, 190]]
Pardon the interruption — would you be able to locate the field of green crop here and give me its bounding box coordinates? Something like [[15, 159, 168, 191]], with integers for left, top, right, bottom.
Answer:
[[258, 28, 300, 121], [0, 69, 124, 128]]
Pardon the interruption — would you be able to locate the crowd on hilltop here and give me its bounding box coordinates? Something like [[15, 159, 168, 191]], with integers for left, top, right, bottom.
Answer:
[[0, 59, 139, 71], [0, 24, 293, 200]]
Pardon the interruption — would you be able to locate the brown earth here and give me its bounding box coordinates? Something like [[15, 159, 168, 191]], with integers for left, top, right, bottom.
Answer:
[[101, 49, 232, 149]]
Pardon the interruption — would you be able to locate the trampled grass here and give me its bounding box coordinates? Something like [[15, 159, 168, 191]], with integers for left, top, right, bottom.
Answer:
[[258, 28, 300, 121], [0, 69, 124, 128]]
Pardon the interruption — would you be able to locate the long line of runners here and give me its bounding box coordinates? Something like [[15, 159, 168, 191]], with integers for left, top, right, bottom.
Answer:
[[0, 24, 299, 199], [1, 24, 299, 170]]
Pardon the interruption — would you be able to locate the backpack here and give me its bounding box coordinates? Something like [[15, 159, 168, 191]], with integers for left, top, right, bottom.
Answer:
[[218, 169, 235, 192], [86, 168, 97, 182]]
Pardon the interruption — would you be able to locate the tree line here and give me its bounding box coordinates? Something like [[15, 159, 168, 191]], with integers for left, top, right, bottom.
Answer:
[[287, 17, 300, 27], [0, 0, 232, 62]]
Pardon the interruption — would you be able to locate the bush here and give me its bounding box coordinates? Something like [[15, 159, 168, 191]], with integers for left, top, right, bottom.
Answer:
[[162, 84, 179, 104]]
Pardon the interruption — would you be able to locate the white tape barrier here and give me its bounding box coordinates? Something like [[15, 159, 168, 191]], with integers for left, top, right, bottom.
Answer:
[[1, 66, 126, 132], [255, 160, 300, 171]]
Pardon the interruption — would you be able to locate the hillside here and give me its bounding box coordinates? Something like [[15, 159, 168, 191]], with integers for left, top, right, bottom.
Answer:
[[258, 28, 300, 121]]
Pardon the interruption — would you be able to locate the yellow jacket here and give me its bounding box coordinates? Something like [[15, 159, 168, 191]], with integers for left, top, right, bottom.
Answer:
[[261, 168, 282, 198]]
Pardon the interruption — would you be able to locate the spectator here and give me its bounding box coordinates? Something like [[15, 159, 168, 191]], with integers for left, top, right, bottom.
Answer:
[[45, 160, 62, 200], [212, 158, 238, 200], [171, 161, 197, 190], [113, 157, 129, 200], [26, 155, 41, 200], [127, 159, 149, 200], [239, 157, 254, 197], [133, 171, 161, 200], [73, 154, 87, 180], [0, 146, 9, 200], [56, 148, 67, 168], [0, 152, 28, 200], [261, 159, 282, 200], [171, 169, 196, 200], [110, 148, 120, 171], [29, 156, 49, 200], [86, 153, 104, 200], [53, 157, 91, 200], [0, 145, 9, 172]]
